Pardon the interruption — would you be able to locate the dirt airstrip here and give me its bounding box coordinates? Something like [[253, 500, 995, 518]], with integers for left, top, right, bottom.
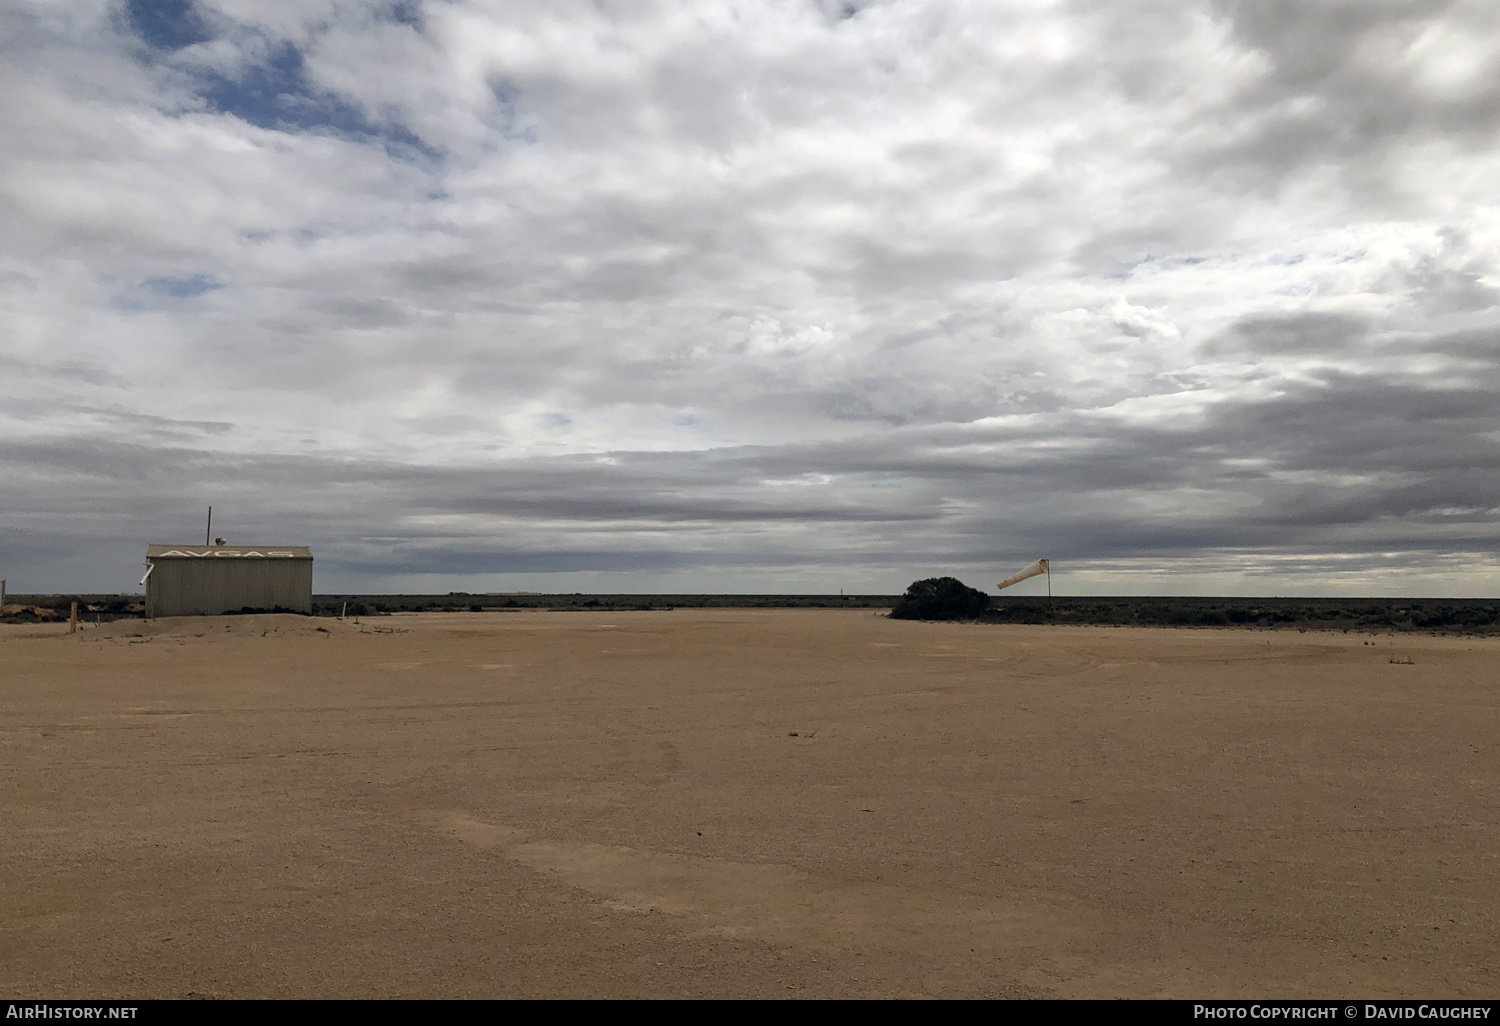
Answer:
[[1, 609, 1496, 998]]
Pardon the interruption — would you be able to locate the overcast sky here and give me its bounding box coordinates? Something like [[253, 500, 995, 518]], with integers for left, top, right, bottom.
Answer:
[[4, 0, 1499, 595]]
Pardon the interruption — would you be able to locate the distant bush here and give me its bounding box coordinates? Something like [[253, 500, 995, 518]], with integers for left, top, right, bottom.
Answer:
[[986, 602, 1049, 624], [890, 577, 991, 621]]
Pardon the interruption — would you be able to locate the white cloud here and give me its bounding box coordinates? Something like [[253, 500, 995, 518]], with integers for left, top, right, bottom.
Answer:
[[2, 0, 1499, 593]]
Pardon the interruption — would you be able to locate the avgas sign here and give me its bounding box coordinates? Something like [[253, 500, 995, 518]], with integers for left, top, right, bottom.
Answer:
[[154, 550, 301, 558]]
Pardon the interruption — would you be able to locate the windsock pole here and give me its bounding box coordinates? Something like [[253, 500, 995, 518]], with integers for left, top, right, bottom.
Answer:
[[995, 557, 1054, 618]]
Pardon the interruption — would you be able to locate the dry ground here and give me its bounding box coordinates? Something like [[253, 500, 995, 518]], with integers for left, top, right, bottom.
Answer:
[[1, 609, 1496, 998]]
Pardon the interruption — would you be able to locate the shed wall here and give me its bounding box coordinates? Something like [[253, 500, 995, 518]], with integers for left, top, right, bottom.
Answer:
[[146, 559, 313, 617]]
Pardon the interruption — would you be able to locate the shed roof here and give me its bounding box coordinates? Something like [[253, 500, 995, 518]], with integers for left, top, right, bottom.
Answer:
[[146, 545, 312, 560]]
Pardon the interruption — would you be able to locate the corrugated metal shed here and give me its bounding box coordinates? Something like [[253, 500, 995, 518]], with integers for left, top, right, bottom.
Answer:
[[143, 545, 313, 618]]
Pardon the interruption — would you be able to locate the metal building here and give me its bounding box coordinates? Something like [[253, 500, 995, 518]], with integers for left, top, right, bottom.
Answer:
[[142, 544, 313, 618]]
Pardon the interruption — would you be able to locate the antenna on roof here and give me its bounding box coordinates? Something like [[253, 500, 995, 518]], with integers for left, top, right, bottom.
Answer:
[[206, 506, 212, 547]]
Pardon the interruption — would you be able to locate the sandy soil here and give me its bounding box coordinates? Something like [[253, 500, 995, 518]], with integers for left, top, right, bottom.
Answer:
[[1, 609, 1496, 998]]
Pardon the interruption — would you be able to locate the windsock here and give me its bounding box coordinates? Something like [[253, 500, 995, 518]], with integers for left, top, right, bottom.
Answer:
[[997, 558, 1048, 591]]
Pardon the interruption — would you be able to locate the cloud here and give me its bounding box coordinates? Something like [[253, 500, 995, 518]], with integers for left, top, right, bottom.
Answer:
[[1203, 311, 1370, 355], [143, 271, 225, 297], [1, 0, 1498, 594]]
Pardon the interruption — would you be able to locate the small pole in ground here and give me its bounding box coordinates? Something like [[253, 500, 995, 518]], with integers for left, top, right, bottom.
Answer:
[[70, 600, 78, 634], [341, 601, 347, 620]]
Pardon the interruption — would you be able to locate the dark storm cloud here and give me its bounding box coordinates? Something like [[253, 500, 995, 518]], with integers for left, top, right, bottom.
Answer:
[[5, 327, 1498, 590], [1182, 1, 1500, 188], [1203, 311, 1371, 355]]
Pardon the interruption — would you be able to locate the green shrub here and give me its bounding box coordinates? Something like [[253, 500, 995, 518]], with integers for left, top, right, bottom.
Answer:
[[890, 577, 991, 621]]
